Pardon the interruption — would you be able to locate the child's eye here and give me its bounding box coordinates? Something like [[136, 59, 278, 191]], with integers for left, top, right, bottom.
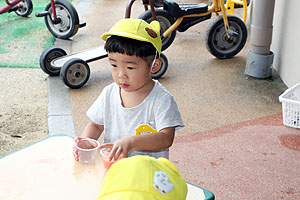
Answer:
[[127, 67, 135, 70], [111, 64, 117, 68]]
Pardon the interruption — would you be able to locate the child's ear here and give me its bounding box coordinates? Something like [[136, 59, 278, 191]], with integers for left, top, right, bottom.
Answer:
[[151, 58, 162, 74]]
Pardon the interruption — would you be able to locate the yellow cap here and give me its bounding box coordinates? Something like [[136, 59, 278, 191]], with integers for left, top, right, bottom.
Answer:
[[97, 155, 187, 200], [101, 18, 162, 55]]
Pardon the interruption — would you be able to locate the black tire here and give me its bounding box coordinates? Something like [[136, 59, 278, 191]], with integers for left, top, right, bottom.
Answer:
[[15, 0, 33, 17], [44, 0, 79, 39], [40, 46, 67, 76], [205, 15, 247, 59], [151, 53, 168, 79], [60, 58, 90, 89], [139, 9, 176, 51]]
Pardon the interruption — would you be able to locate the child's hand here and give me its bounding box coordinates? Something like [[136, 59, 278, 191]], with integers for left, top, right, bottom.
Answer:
[[72, 137, 82, 161], [100, 138, 131, 161]]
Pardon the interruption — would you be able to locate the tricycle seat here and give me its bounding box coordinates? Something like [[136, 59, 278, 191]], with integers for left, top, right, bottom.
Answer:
[[163, 0, 208, 17]]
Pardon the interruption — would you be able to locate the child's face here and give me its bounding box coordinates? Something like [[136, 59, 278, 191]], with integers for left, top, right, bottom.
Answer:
[[108, 52, 153, 92]]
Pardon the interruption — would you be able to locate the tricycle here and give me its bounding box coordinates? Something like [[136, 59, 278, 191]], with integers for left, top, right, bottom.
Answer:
[[35, 0, 86, 39], [0, 0, 33, 17]]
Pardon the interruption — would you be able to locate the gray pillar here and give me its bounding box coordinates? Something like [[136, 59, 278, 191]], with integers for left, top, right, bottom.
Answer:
[[245, 0, 276, 78]]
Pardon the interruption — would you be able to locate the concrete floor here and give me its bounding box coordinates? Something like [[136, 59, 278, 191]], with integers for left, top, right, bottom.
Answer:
[[60, 0, 300, 199]]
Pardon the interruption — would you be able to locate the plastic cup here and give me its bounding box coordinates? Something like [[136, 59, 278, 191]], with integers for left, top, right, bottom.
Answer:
[[75, 138, 100, 164], [100, 148, 122, 170]]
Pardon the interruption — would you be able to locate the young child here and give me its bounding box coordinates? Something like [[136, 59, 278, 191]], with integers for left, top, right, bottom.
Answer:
[[73, 18, 184, 161]]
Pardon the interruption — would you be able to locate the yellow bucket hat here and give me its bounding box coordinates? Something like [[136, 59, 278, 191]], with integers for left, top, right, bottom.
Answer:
[[97, 155, 187, 200], [101, 18, 162, 55]]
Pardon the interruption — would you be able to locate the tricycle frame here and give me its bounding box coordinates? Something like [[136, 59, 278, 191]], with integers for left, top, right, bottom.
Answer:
[[126, 0, 247, 45]]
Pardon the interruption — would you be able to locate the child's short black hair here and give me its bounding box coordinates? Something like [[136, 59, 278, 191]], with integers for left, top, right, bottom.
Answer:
[[104, 35, 157, 63]]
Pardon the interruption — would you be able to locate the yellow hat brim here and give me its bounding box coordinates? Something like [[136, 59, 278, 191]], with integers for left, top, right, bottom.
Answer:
[[100, 19, 162, 55]]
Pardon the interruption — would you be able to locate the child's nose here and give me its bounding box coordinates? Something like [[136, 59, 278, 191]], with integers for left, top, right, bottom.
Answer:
[[118, 69, 127, 78]]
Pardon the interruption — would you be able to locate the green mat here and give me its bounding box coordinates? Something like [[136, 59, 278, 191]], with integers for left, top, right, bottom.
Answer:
[[0, 0, 55, 68]]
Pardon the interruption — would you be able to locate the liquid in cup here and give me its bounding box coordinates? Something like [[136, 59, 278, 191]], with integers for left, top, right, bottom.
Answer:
[[75, 138, 100, 164], [100, 148, 122, 170]]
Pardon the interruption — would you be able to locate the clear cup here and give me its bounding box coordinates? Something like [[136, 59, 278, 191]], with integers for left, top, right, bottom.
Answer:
[[100, 148, 122, 170], [75, 138, 100, 164]]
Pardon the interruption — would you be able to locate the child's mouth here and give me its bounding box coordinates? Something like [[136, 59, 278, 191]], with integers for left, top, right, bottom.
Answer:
[[120, 83, 129, 88]]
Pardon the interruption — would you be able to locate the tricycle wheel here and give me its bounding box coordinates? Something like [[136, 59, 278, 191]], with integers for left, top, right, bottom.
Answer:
[[40, 46, 67, 76], [151, 53, 168, 79], [60, 58, 90, 89], [44, 0, 79, 39], [138, 9, 176, 51], [15, 0, 33, 17], [205, 15, 247, 59]]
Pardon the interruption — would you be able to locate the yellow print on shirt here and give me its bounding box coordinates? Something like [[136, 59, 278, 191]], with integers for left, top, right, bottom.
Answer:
[[136, 124, 157, 135]]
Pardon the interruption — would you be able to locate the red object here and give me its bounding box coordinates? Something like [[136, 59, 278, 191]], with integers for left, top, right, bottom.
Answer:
[[100, 149, 123, 170]]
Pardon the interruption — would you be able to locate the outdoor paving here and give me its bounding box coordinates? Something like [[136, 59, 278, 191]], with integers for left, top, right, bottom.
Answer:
[[170, 114, 300, 199], [47, 0, 300, 199]]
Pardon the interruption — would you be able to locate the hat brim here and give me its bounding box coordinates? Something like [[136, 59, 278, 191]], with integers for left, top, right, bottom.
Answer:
[[98, 190, 162, 200], [100, 32, 161, 55]]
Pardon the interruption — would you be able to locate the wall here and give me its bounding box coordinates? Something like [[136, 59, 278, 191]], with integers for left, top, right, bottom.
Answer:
[[271, 0, 300, 87]]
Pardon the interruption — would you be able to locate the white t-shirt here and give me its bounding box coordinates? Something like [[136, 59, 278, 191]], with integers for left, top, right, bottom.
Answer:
[[86, 80, 184, 158]]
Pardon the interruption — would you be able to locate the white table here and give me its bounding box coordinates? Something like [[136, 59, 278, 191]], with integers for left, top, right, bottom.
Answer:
[[0, 135, 214, 200]]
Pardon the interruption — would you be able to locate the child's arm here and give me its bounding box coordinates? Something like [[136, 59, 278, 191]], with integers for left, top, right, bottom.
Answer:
[[81, 121, 104, 139], [128, 127, 175, 150], [73, 121, 104, 161], [100, 127, 175, 161]]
